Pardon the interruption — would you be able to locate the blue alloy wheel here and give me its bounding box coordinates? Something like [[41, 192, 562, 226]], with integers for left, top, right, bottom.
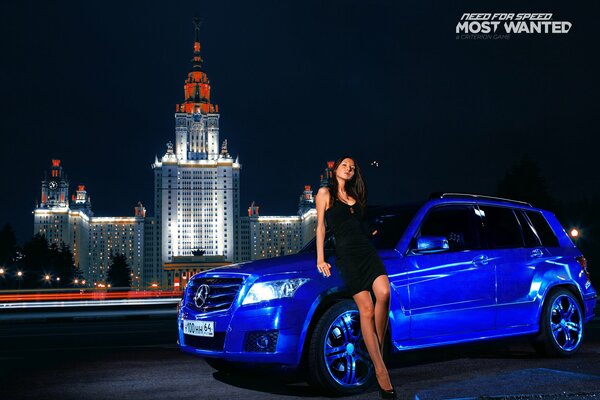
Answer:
[[533, 288, 585, 357], [308, 300, 375, 395], [550, 294, 583, 352]]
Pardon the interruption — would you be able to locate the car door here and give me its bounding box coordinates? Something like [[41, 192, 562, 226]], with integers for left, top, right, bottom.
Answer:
[[406, 204, 496, 340], [479, 205, 553, 329]]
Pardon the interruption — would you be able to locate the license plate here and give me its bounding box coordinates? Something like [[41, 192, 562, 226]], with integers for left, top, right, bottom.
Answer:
[[183, 320, 214, 337]]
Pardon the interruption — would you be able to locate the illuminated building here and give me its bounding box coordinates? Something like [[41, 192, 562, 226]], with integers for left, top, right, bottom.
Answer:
[[151, 18, 241, 285], [33, 160, 92, 271], [319, 161, 335, 187], [87, 206, 145, 289], [240, 186, 317, 261], [33, 160, 145, 288], [31, 23, 329, 290]]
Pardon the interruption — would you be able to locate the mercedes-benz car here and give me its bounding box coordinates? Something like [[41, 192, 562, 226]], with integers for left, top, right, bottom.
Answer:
[[177, 193, 596, 395]]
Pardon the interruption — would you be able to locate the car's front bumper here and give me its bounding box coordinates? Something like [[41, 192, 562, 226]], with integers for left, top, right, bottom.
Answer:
[[178, 299, 308, 365]]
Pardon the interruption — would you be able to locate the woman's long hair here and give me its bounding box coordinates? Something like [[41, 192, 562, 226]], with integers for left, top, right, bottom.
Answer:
[[329, 156, 367, 212]]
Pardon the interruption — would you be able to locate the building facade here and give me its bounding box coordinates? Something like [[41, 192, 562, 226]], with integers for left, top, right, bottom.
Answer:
[[33, 160, 145, 288], [31, 23, 333, 291], [239, 186, 317, 261], [151, 20, 241, 280]]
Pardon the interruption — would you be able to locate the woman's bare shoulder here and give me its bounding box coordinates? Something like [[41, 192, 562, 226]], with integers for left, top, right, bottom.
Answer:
[[316, 187, 332, 211], [316, 187, 331, 198]]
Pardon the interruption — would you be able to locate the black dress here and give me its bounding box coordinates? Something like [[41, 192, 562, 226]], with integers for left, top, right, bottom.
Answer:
[[325, 197, 387, 295]]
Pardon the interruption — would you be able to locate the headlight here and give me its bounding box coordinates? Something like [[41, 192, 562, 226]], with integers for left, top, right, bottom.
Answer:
[[242, 278, 310, 305]]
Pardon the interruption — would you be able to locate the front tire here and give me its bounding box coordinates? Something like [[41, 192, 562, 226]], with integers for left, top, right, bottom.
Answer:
[[533, 288, 585, 357], [307, 300, 375, 396]]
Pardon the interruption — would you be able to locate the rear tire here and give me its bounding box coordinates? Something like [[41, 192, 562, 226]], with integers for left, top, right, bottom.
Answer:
[[532, 288, 585, 357]]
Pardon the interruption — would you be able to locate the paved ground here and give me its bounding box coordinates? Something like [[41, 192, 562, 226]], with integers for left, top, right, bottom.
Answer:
[[1, 316, 599, 400]]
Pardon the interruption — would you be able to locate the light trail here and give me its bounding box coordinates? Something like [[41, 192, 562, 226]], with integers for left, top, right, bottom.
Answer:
[[0, 290, 182, 304], [0, 298, 180, 309]]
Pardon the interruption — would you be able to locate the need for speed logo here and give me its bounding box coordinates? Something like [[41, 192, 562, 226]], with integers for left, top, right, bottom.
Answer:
[[456, 13, 572, 34]]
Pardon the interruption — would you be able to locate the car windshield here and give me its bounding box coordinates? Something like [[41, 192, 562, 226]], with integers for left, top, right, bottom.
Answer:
[[299, 204, 421, 253]]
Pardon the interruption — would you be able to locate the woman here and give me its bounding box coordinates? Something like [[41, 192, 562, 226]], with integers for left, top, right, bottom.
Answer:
[[315, 156, 397, 399]]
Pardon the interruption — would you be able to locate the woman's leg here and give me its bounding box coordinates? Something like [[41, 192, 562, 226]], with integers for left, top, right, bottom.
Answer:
[[353, 290, 393, 391], [372, 274, 391, 352]]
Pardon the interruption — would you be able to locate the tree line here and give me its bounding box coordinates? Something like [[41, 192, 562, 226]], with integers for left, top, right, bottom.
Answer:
[[0, 228, 132, 290]]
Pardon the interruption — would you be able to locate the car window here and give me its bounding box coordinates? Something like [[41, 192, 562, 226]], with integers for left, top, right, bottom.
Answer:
[[416, 205, 480, 251], [479, 206, 524, 249], [526, 211, 559, 247], [515, 210, 541, 247]]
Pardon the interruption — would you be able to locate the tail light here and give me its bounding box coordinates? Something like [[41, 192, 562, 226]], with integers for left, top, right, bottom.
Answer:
[[576, 255, 590, 281]]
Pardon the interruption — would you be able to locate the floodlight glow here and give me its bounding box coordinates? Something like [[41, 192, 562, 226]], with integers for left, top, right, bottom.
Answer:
[[570, 228, 580, 238]]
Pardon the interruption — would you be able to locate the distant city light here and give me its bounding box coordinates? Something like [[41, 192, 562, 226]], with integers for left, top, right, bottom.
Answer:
[[370, 160, 379, 167], [570, 228, 580, 238]]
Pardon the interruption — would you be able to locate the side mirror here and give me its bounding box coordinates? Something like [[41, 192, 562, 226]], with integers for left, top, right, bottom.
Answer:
[[414, 236, 449, 253]]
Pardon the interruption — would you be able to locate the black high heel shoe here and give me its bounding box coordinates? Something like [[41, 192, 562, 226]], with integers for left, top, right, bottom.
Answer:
[[377, 382, 397, 399]]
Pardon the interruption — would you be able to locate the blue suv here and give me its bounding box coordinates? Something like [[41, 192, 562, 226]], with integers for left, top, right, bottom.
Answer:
[[177, 193, 596, 395]]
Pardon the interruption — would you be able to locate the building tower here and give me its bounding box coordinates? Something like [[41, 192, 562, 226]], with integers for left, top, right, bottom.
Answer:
[[152, 18, 241, 281], [319, 161, 335, 187], [34, 160, 145, 289], [41, 159, 69, 209], [34, 160, 72, 248]]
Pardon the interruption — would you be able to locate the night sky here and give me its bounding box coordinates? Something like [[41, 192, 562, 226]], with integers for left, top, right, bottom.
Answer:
[[1, 1, 598, 244]]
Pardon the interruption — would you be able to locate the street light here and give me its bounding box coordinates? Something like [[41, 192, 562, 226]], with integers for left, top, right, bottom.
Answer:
[[16, 270, 23, 290], [570, 228, 580, 239], [56, 276, 61, 288], [0, 268, 5, 275]]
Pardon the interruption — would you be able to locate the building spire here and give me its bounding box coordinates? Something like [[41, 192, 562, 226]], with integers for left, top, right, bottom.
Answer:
[[192, 17, 203, 71], [177, 17, 217, 115]]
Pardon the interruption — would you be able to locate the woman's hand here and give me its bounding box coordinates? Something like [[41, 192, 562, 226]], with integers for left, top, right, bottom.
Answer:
[[317, 261, 331, 277]]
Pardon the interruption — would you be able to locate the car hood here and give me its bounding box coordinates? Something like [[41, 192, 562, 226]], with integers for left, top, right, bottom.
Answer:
[[204, 252, 317, 277]]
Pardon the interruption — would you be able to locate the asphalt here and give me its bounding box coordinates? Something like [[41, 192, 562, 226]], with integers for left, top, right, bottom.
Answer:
[[0, 313, 599, 399]]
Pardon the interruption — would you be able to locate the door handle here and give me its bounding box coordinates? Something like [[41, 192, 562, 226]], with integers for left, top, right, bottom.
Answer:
[[530, 248, 544, 258], [472, 255, 489, 266]]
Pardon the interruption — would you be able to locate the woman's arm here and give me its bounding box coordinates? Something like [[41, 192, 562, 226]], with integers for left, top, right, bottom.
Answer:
[[315, 187, 331, 277]]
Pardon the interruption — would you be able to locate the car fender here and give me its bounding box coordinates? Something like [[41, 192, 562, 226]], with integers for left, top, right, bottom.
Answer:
[[295, 284, 350, 365], [535, 276, 585, 325]]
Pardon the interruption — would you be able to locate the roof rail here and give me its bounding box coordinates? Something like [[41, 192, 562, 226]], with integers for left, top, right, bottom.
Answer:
[[430, 192, 532, 207]]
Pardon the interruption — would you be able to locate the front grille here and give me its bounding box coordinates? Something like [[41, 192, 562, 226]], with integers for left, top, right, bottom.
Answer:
[[186, 277, 244, 313], [183, 332, 226, 351]]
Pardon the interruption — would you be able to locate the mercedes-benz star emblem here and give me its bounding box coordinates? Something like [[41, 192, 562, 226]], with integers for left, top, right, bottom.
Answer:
[[194, 284, 210, 308]]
